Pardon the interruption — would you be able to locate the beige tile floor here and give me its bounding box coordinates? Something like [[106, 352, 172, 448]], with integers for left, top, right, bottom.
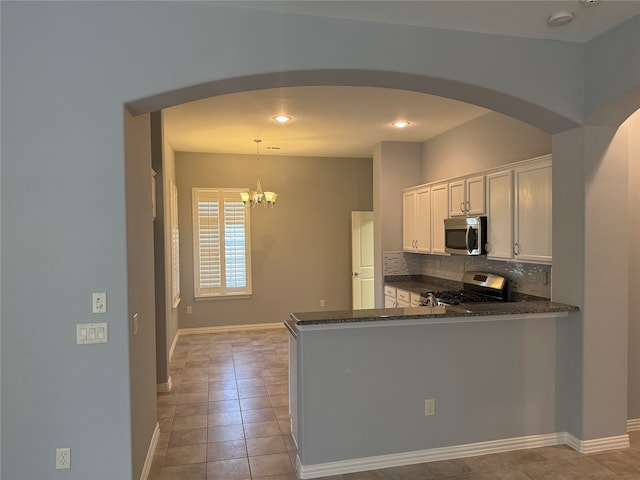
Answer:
[[151, 328, 640, 480]]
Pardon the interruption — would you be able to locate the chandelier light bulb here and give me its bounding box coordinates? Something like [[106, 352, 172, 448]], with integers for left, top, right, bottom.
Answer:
[[242, 139, 278, 209]]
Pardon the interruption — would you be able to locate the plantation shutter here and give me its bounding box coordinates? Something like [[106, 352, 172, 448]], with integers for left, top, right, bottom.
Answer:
[[223, 195, 247, 290], [192, 188, 251, 298]]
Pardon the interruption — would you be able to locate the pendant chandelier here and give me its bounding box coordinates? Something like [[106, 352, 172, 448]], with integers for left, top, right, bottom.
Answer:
[[241, 139, 278, 209]]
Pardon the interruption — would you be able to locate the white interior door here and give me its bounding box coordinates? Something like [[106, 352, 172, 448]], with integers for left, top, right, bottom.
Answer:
[[352, 211, 375, 309]]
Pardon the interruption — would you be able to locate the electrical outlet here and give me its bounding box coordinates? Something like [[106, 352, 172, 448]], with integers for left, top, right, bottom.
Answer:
[[186, 306, 193, 314], [425, 399, 436, 416], [320, 299, 326, 307], [56, 448, 71, 469], [92, 292, 107, 313]]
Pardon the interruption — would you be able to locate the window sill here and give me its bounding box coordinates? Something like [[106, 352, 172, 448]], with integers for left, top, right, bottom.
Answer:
[[195, 294, 252, 301]]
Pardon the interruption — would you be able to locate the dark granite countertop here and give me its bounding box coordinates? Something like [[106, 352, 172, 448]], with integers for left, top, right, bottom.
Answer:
[[289, 300, 578, 326]]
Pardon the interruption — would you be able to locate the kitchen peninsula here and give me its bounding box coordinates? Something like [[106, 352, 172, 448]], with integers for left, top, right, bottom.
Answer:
[[286, 299, 579, 479]]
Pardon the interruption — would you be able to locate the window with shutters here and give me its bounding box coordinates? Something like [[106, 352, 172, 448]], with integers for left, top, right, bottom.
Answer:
[[192, 188, 252, 298]]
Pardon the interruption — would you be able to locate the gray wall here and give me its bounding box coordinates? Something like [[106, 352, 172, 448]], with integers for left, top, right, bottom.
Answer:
[[373, 142, 423, 306], [175, 152, 373, 327], [151, 111, 179, 385], [628, 109, 640, 419], [422, 111, 551, 183], [1, 2, 639, 478], [297, 316, 567, 465], [125, 111, 158, 478], [553, 124, 631, 439]]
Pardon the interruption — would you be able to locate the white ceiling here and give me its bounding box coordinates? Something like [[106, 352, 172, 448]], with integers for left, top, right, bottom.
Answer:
[[163, 1, 640, 158], [163, 86, 490, 158]]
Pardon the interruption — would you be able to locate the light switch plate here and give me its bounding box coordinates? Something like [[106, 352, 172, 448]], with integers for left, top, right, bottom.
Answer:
[[77, 322, 108, 344]]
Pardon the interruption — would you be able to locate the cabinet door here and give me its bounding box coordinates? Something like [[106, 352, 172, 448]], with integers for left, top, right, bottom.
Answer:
[[410, 293, 421, 307], [449, 180, 466, 217], [415, 186, 431, 253], [384, 296, 397, 308], [514, 157, 552, 263], [486, 170, 513, 260], [431, 183, 449, 254], [402, 190, 416, 251], [466, 175, 485, 215]]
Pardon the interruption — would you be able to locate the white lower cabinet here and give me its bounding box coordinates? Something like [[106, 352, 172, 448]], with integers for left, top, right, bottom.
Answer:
[[384, 286, 420, 308], [486, 155, 552, 264], [384, 285, 397, 308], [396, 288, 410, 307], [410, 293, 421, 307]]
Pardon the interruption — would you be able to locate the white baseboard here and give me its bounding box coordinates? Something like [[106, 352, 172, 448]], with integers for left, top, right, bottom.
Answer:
[[140, 422, 160, 480], [628, 418, 640, 431], [156, 376, 172, 393], [564, 432, 630, 454], [178, 322, 284, 335], [168, 330, 179, 362], [297, 432, 564, 479]]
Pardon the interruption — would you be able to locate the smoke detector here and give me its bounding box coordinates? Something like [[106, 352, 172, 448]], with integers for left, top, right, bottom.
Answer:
[[547, 10, 575, 27]]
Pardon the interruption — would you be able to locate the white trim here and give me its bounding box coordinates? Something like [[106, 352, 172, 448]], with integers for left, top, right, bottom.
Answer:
[[564, 432, 630, 454], [140, 422, 160, 480], [628, 418, 640, 431], [156, 376, 172, 393], [178, 322, 284, 335], [297, 432, 564, 479], [168, 330, 179, 362]]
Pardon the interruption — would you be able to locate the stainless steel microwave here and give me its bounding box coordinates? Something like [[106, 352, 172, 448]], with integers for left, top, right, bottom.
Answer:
[[444, 216, 487, 255]]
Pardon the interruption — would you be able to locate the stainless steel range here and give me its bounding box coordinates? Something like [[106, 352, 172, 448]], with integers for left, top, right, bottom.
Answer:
[[420, 271, 509, 306]]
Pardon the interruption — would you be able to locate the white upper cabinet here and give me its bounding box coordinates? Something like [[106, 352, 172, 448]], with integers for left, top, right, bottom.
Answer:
[[431, 182, 449, 254], [486, 155, 552, 264], [486, 170, 514, 260], [449, 175, 485, 217], [402, 154, 551, 263], [466, 175, 486, 215], [402, 189, 417, 252], [403, 186, 431, 253], [415, 187, 431, 253], [514, 156, 552, 263]]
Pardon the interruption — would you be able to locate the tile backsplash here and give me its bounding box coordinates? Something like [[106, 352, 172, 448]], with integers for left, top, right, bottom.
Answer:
[[384, 251, 551, 298]]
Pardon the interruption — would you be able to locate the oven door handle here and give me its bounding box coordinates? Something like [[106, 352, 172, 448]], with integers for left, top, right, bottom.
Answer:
[[465, 226, 472, 253]]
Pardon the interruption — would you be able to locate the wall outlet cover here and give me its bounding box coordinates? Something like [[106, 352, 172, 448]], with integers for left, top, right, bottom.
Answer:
[[56, 448, 71, 469]]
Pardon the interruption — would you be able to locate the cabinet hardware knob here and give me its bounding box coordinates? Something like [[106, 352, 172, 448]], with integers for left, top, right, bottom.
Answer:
[[514, 242, 520, 255]]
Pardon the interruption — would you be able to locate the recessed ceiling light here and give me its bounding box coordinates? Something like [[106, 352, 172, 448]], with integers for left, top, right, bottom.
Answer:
[[392, 121, 410, 128], [272, 115, 292, 123], [547, 10, 575, 27]]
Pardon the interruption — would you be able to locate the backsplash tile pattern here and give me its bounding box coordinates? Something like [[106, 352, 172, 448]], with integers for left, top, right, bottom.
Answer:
[[383, 251, 552, 298]]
